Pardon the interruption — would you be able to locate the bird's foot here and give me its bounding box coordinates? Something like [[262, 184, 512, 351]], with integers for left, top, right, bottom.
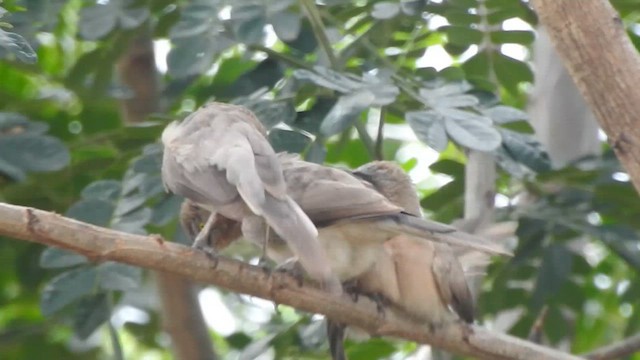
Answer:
[[193, 243, 219, 268], [274, 259, 305, 287], [366, 292, 389, 316], [256, 256, 273, 275], [342, 280, 361, 302]]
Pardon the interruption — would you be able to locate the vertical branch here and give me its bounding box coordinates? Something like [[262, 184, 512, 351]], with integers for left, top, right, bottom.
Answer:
[[375, 108, 385, 161], [530, 0, 640, 193], [115, 32, 159, 124], [527, 27, 600, 168], [299, 0, 339, 69], [156, 272, 217, 360]]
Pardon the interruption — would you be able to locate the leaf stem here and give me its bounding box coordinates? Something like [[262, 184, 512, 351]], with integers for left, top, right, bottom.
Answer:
[[248, 44, 313, 70], [375, 107, 386, 160], [299, 0, 339, 69]]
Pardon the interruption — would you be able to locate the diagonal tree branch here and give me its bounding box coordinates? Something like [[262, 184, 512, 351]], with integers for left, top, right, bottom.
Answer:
[[531, 0, 640, 194], [584, 333, 640, 360], [0, 202, 584, 360]]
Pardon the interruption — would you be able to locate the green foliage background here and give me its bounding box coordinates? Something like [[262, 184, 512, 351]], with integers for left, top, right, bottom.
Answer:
[[0, 0, 639, 359]]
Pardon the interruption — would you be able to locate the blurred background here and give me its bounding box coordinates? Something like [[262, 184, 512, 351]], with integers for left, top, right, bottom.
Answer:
[[0, 0, 639, 359]]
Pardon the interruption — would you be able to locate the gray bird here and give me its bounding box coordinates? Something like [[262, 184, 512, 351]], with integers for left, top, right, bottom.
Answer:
[[162, 102, 339, 292], [180, 157, 508, 360]]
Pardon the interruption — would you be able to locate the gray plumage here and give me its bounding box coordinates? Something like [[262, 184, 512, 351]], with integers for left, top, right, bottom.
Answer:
[[162, 102, 337, 290]]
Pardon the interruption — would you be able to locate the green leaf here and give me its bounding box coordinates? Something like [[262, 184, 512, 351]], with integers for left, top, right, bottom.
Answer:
[[268, 128, 312, 153], [81, 180, 122, 202], [237, 99, 296, 129], [167, 36, 231, 78], [443, 9, 480, 26], [66, 199, 115, 227], [40, 247, 88, 269], [436, 107, 492, 125], [41, 267, 98, 316], [462, 50, 491, 81], [79, 0, 149, 40], [482, 105, 528, 123], [0, 28, 37, 63], [419, 82, 472, 98], [151, 194, 182, 226], [444, 116, 502, 151], [0, 134, 70, 175], [492, 51, 533, 94], [429, 159, 464, 177], [294, 66, 363, 93], [531, 244, 573, 310], [405, 111, 448, 151], [305, 140, 327, 164], [232, 16, 266, 44], [0, 156, 26, 181], [430, 94, 479, 108], [371, 2, 401, 19], [499, 129, 551, 173], [167, 1, 230, 78], [73, 293, 110, 340], [0, 113, 48, 134], [347, 338, 396, 360], [440, 25, 483, 45], [269, 11, 301, 41], [320, 90, 375, 136], [490, 30, 535, 45], [97, 262, 142, 291], [78, 2, 118, 40], [112, 207, 152, 234]]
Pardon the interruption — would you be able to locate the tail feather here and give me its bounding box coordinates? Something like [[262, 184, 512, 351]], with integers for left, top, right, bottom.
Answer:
[[327, 320, 348, 360], [379, 214, 513, 256]]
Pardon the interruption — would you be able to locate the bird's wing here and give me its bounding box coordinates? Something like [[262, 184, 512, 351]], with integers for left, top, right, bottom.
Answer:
[[432, 244, 476, 323], [278, 157, 404, 225], [184, 119, 283, 215]]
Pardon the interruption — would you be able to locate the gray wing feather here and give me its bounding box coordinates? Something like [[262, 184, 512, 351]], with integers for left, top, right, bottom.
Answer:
[[432, 245, 475, 323]]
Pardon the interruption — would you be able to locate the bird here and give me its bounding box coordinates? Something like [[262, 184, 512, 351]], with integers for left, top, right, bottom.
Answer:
[[179, 156, 509, 359], [161, 102, 340, 292], [322, 161, 480, 359]]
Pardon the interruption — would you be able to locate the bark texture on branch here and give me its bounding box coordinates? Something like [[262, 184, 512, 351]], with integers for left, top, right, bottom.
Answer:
[[531, 0, 640, 193], [0, 202, 584, 360]]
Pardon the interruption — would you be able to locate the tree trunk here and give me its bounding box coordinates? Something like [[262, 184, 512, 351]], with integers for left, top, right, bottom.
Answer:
[[528, 27, 600, 168]]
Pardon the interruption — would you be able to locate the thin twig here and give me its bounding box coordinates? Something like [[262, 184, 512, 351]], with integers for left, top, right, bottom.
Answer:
[[584, 333, 640, 360], [299, 0, 339, 69], [375, 107, 385, 160], [527, 305, 549, 344]]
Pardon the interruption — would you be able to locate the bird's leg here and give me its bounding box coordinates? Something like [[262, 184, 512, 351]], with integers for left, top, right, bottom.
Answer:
[[258, 225, 271, 269], [366, 292, 389, 315], [343, 284, 389, 316], [192, 213, 219, 266], [342, 279, 361, 302]]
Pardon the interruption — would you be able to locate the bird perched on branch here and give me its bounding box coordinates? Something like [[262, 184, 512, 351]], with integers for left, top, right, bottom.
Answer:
[[179, 157, 510, 359], [161, 102, 339, 292]]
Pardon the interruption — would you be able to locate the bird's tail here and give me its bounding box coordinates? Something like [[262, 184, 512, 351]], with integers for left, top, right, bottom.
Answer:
[[376, 214, 513, 256], [261, 194, 341, 293], [326, 320, 348, 360]]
